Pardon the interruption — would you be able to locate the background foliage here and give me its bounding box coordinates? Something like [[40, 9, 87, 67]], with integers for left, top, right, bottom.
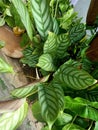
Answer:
[[0, 0, 98, 130]]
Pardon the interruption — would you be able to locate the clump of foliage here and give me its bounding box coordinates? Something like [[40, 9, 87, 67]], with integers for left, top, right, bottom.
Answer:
[[1, 0, 98, 130]]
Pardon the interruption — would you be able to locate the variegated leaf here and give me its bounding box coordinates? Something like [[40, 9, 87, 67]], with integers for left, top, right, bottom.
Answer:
[[54, 63, 97, 90], [44, 32, 57, 57], [37, 53, 56, 71], [56, 33, 70, 58], [38, 83, 59, 129], [11, 83, 38, 98], [69, 23, 86, 44], [0, 99, 28, 130], [30, 0, 53, 39], [50, 81, 64, 111], [11, 76, 49, 98], [52, 18, 59, 35], [44, 32, 70, 59]]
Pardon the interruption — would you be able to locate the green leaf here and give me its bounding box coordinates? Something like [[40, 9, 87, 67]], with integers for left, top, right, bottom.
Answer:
[[0, 100, 28, 130], [0, 40, 5, 49], [32, 101, 44, 122], [69, 23, 86, 44], [91, 67, 98, 79], [74, 117, 89, 128], [64, 96, 98, 121], [20, 33, 29, 47], [52, 18, 59, 35], [62, 123, 85, 130], [55, 112, 73, 126], [51, 81, 64, 111], [5, 16, 15, 28], [11, 83, 38, 98], [37, 54, 56, 71], [59, 0, 70, 14], [44, 32, 70, 59], [0, 1, 8, 8], [21, 45, 42, 67], [54, 63, 97, 90], [59, 8, 77, 30], [41, 126, 57, 130], [10, 4, 24, 28], [38, 83, 59, 129], [44, 32, 57, 57], [30, 0, 53, 39], [11, 76, 49, 98], [0, 17, 5, 26], [11, 0, 33, 40], [5, 8, 12, 16], [56, 33, 70, 58], [0, 78, 7, 90], [0, 58, 13, 73], [85, 86, 98, 102], [94, 121, 98, 130]]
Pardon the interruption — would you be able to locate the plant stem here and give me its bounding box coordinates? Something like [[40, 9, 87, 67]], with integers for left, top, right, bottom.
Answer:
[[66, 115, 77, 130], [36, 68, 40, 79], [54, 0, 59, 18], [88, 121, 93, 130]]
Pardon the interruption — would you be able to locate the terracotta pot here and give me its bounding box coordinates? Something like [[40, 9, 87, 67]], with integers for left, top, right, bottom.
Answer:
[[0, 25, 23, 58]]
